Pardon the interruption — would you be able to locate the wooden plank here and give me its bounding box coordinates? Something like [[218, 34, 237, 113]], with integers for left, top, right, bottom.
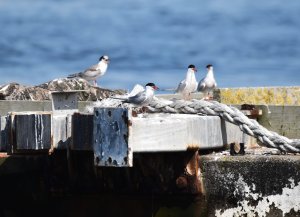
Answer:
[[71, 113, 93, 150], [0, 115, 9, 151], [10, 112, 52, 153]]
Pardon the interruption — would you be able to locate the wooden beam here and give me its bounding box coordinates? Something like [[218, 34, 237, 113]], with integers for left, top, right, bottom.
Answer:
[[9, 112, 52, 153], [71, 113, 93, 150]]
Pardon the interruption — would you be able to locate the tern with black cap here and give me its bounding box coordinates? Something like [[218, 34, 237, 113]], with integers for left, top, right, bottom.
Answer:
[[68, 55, 110, 86], [113, 83, 159, 106], [175, 64, 198, 100], [197, 64, 217, 100]]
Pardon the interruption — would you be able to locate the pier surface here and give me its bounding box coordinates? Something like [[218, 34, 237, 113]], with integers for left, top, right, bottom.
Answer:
[[0, 85, 300, 216]]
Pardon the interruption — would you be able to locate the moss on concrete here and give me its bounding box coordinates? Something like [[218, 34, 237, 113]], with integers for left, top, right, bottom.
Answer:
[[216, 86, 300, 105]]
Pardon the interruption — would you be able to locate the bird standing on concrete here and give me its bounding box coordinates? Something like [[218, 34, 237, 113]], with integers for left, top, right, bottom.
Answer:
[[67, 55, 110, 86], [175, 64, 198, 100], [114, 83, 159, 106], [197, 64, 217, 100]]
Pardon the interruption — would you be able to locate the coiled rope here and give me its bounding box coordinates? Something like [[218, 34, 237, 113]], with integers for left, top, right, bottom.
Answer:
[[146, 99, 300, 153]]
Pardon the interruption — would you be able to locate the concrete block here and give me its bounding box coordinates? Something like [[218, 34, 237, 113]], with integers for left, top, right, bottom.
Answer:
[[223, 121, 255, 147], [51, 91, 78, 115], [0, 100, 93, 116], [131, 114, 253, 153], [131, 114, 225, 152]]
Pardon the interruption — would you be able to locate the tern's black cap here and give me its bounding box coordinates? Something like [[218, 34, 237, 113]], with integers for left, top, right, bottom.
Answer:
[[145, 83, 159, 90], [206, 64, 213, 68], [146, 83, 156, 87], [99, 55, 110, 61], [188, 64, 196, 69]]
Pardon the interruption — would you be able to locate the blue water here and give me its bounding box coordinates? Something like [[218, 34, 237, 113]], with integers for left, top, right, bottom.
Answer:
[[1, 0, 300, 91]]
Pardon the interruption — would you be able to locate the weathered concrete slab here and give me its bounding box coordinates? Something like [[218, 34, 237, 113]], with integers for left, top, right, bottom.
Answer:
[[131, 114, 224, 152], [93, 108, 133, 167], [9, 112, 52, 153], [51, 91, 78, 115], [200, 154, 300, 217], [0, 100, 94, 116], [222, 120, 255, 148], [0, 100, 52, 116], [130, 114, 249, 152]]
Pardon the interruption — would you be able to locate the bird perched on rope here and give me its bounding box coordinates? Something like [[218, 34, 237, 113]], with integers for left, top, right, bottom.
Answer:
[[113, 83, 159, 106], [67, 55, 110, 86], [197, 64, 217, 100], [175, 64, 198, 100]]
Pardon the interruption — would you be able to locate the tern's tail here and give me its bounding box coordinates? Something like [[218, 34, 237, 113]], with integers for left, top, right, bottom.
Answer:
[[110, 96, 128, 102], [67, 72, 81, 78]]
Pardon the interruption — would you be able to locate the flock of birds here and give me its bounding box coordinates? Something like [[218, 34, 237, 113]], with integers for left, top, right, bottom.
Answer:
[[67, 55, 217, 106]]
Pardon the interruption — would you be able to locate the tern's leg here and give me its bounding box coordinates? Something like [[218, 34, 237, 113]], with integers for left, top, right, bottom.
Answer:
[[94, 80, 98, 86], [201, 92, 210, 100], [183, 93, 190, 101], [208, 91, 214, 100]]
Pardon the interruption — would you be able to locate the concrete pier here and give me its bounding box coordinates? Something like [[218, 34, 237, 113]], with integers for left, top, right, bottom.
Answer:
[[200, 153, 300, 217], [0, 85, 300, 216]]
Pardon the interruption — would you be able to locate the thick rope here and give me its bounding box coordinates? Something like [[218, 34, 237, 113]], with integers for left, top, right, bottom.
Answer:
[[147, 99, 300, 153]]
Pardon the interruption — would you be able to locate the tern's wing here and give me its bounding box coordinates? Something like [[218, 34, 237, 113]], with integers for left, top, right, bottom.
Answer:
[[128, 91, 147, 105], [67, 73, 80, 78], [192, 81, 199, 93], [128, 84, 145, 97], [197, 78, 206, 92], [82, 64, 98, 75], [175, 79, 186, 93]]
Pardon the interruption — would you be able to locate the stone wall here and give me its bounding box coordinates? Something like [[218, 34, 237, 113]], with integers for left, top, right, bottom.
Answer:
[[257, 105, 300, 139]]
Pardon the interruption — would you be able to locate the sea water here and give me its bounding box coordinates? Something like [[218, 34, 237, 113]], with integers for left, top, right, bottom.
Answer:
[[0, 0, 300, 91]]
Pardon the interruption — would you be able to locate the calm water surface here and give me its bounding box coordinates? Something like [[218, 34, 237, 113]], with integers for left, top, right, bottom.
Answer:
[[0, 0, 300, 90]]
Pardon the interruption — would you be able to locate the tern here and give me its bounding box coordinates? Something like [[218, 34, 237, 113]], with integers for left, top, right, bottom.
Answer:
[[175, 64, 198, 100], [68, 55, 110, 86], [114, 83, 159, 106], [197, 64, 217, 100]]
